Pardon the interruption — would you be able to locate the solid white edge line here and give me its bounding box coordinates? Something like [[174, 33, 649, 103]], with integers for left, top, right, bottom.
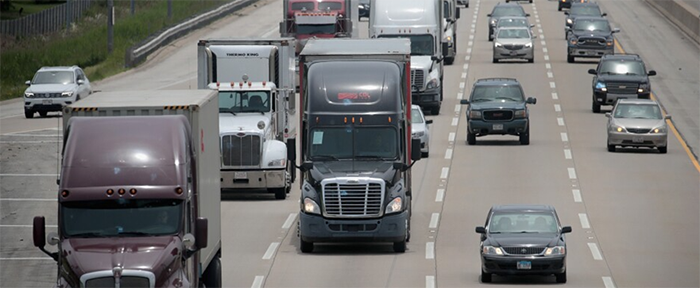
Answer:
[[588, 243, 603, 260], [568, 168, 577, 179], [440, 167, 450, 179], [426, 242, 435, 259], [262, 242, 280, 260], [445, 148, 453, 160], [572, 189, 582, 202], [429, 213, 440, 229], [251, 276, 265, 288], [602, 276, 616, 288], [564, 149, 572, 159], [561, 132, 568, 142], [578, 213, 591, 229], [262, 26, 278, 38], [435, 189, 445, 202], [426, 276, 436, 288], [282, 213, 297, 229], [448, 132, 456, 142]]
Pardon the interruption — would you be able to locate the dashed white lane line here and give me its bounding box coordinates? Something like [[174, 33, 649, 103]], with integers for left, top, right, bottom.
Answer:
[[544, 55, 550, 61], [572, 189, 582, 202], [543, 47, 548, 53], [457, 92, 463, 99], [426, 242, 435, 259], [436, 189, 445, 202], [429, 213, 440, 229], [448, 132, 456, 142], [554, 104, 561, 112], [262, 242, 280, 260], [561, 132, 568, 142], [426, 276, 436, 288], [465, 55, 471, 61], [454, 105, 461, 113], [549, 82, 556, 88], [451, 117, 458, 126], [440, 167, 450, 179], [538, 29, 544, 34], [602, 276, 616, 288], [463, 63, 469, 69], [540, 35, 545, 40], [445, 148, 453, 159], [536, 18, 540, 23], [579, 213, 591, 229], [568, 168, 577, 179], [564, 149, 572, 159], [552, 92, 559, 100], [547, 72, 554, 78], [459, 82, 465, 89], [467, 48, 472, 54], [0, 174, 58, 177], [461, 72, 467, 79], [588, 243, 603, 260], [468, 40, 473, 46], [252, 276, 265, 288], [471, 23, 476, 28], [557, 117, 565, 126], [545, 63, 551, 69], [282, 213, 297, 229], [541, 40, 546, 46], [469, 34, 474, 39]]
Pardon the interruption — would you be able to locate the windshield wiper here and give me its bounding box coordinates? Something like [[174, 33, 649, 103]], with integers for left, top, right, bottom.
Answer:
[[69, 232, 105, 238], [494, 97, 519, 101], [312, 155, 339, 161], [354, 155, 385, 160], [471, 98, 491, 102], [117, 231, 151, 236]]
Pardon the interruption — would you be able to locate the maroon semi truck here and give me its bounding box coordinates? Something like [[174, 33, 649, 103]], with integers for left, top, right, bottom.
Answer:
[[279, 0, 357, 53], [32, 90, 221, 287]]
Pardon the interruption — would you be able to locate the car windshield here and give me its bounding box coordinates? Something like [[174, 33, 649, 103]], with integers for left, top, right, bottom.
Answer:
[[497, 28, 530, 39], [489, 212, 557, 233], [62, 199, 182, 237], [614, 104, 663, 119], [296, 24, 336, 35], [599, 60, 646, 76], [492, 6, 526, 17], [309, 126, 398, 160], [218, 91, 271, 113], [32, 71, 74, 85], [318, 2, 342, 10], [573, 19, 610, 32], [291, 1, 315, 11], [378, 34, 434, 56], [471, 85, 524, 102], [497, 18, 528, 28], [411, 108, 424, 123], [571, 6, 602, 16]]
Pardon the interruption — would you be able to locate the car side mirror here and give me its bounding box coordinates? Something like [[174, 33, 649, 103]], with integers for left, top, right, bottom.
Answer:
[[526, 13, 530, 17], [25, 80, 31, 86], [612, 28, 620, 33], [195, 217, 208, 250], [588, 68, 597, 75], [561, 226, 572, 234], [526, 97, 537, 104], [426, 119, 433, 124], [460, 99, 470, 105], [647, 70, 657, 76], [411, 138, 421, 161], [530, 24, 535, 28], [77, 79, 85, 85], [300, 161, 313, 172], [487, 13, 491, 17], [665, 115, 672, 120], [475, 226, 486, 234], [532, 34, 537, 39], [601, 12, 607, 17], [605, 112, 611, 118], [33, 216, 46, 248], [564, 11, 569, 15]]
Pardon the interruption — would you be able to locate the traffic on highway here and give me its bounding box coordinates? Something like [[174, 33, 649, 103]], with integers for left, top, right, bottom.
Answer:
[[1, 0, 698, 287]]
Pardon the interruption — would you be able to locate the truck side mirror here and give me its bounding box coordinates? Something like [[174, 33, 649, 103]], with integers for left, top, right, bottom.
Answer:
[[33, 216, 46, 248], [561, 226, 572, 234], [441, 42, 449, 55], [411, 138, 421, 161], [605, 112, 611, 118], [526, 97, 537, 105], [460, 99, 470, 105], [475, 226, 486, 234], [300, 161, 313, 172], [287, 139, 296, 162], [564, 11, 569, 15], [648, 70, 657, 76], [456, 8, 460, 19], [195, 217, 208, 250], [588, 69, 597, 75]]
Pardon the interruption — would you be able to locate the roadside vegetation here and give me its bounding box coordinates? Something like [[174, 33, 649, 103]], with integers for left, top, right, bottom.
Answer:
[[1, 0, 225, 101], [0, 0, 65, 21]]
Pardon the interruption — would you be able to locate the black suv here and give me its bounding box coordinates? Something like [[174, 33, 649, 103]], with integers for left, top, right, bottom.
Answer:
[[566, 16, 619, 63], [487, 3, 529, 41], [588, 54, 657, 113], [559, 0, 589, 11], [459, 78, 536, 145], [565, 2, 606, 38]]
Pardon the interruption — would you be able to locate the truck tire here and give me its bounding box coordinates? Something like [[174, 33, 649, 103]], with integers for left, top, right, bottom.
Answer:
[[430, 105, 440, 115], [467, 131, 476, 145], [519, 129, 530, 145], [272, 188, 286, 200], [24, 108, 34, 119], [567, 54, 575, 63], [445, 56, 455, 65], [393, 239, 406, 253], [202, 256, 222, 288], [300, 238, 314, 253]]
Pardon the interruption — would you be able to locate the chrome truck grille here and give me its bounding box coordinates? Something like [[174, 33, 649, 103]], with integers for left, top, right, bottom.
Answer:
[[221, 134, 261, 166], [410, 69, 425, 90], [81, 269, 155, 288], [321, 178, 385, 218]]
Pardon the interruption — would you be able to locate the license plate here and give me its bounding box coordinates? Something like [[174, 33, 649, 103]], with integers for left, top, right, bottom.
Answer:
[[632, 137, 644, 143], [234, 172, 247, 179], [492, 124, 504, 130], [42, 99, 52, 105], [510, 51, 518, 55], [517, 261, 532, 270]]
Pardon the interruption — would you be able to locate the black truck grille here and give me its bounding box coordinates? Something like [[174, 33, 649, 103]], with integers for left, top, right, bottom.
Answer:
[[323, 181, 384, 217], [411, 69, 424, 89], [85, 276, 149, 287], [222, 134, 261, 166], [483, 110, 514, 121], [503, 247, 545, 255], [577, 37, 606, 48], [607, 82, 639, 94]]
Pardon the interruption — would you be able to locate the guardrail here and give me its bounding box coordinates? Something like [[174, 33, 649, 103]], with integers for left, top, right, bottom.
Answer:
[[124, 0, 259, 68], [0, 0, 92, 37], [645, 0, 700, 44]]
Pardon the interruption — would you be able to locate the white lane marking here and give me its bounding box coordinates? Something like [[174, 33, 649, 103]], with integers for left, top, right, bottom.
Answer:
[[445, 148, 453, 160], [459, 82, 465, 89], [544, 55, 550, 61], [469, 34, 474, 39], [557, 117, 565, 126], [435, 189, 445, 202], [252, 276, 265, 288], [540, 35, 545, 40], [457, 92, 463, 99], [602, 276, 616, 288], [465, 55, 471, 61], [561, 132, 568, 142], [538, 29, 543, 34], [0, 224, 57, 228], [440, 167, 450, 179], [468, 41, 473, 47], [568, 168, 577, 179], [426, 276, 436, 288], [1, 133, 62, 137], [572, 189, 582, 202], [454, 105, 461, 113], [536, 18, 540, 23], [471, 23, 476, 29], [282, 213, 297, 229], [564, 149, 572, 159], [262, 26, 278, 38], [546, 63, 551, 69], [554, 104, 561, 112], [429, 213, 440, 229], [262, 242, 280, 260], [0, 198, 55, 201], [0, 257, 54, 261], [542, 47, 548, 53], [461, 72, 467, 79], [451, 118, 458, 126], [0, 174, 58, 177], [537, 23, 542, 28], [153, 75, 196, 90], [467, 48, 472, 54], [541, 40, 546, 46], [549, 82, 556, 88], [579, 213, 591, 229], [448, 132, 456, 142], [426, 242, 435, 259], [463, 63, 469, 69], [547, 72, 554, 78], [588, 243, 603, 260], [0, 114, 23, 120], [552, 92, 559, 100]]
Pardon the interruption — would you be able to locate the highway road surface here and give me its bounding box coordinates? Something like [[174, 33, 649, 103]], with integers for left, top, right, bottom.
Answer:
[[1, 0, 698, 287]]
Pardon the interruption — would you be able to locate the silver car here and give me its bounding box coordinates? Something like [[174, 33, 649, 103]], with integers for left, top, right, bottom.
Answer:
[[411, 105, 432, 156], [493, 27, 536, 63], [491, 16, 533, 41], [23, 65, 92, 118], [606, 99, 670, 153]]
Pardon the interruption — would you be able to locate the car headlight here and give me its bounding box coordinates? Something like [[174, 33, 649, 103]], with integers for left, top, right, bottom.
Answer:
[[267, 158, 286, 167], [61, 91, 74, 98], [651, 126, 666, 133], [385, 197, 403, 214], [494, 42, 503, 48], [524, 42, 532, 48], [544, 246, 566, 256], [490, 19, 496, 25], [514, 109, 527, 118], [606, 39, 614, 46], [303, 198, 320, 214], [24, 92, 34, 98], [412, 131, 425, 138], [595, 81, 607, 91], [566, 18, 573, 24], [469, 110, 482, 119], [482, 246, 504, 255], [569, 38, 577, 45], [611, 125, 626, 133], [426, 78, 439, 90]]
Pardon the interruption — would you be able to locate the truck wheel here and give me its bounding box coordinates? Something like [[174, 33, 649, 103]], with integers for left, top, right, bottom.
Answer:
[[592, 101, 601, 113], [38, 111, 48, 117], [393, 239, 406, 253], [24, 108, 34, 119], [300, 238, 314, 253], [519, 128, 530, 145], [202, 255, 222, 288], [555, 271, 567, 283], [272, 188, 286, 200], [567, 54, 574, 63], [467, 131, 476, 145], [481, 269, 492, 283]]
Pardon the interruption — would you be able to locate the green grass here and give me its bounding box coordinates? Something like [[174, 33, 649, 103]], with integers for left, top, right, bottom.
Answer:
[[0, 1, 65, 21], [1, 0, 227, 101]]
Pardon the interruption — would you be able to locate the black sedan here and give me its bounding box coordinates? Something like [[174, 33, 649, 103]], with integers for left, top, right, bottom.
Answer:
[[475, 205, 572, 283]]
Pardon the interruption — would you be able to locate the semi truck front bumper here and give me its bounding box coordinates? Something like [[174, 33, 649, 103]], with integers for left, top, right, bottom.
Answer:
[[221, 169, 286, 189], [299, 210, 408, 243], [412, 87, 441, 109]]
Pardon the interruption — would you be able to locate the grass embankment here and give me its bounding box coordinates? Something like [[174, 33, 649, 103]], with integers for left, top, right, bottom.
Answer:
[[1, 0, 226, 101]]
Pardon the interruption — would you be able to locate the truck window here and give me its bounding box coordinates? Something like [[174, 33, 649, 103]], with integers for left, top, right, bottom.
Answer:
[[318, 2, 342, 11], [309, 127, 398, 160], [444, 1, 451, 19], [291, 2, 315, 11], [378, 34, 433, 56], [218, 91, 271, 113]]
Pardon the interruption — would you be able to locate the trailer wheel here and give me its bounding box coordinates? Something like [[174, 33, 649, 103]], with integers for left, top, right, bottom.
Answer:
[[202, 255, 222, 288]]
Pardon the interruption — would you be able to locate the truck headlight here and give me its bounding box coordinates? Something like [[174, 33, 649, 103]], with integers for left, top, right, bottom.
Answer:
[[267, 158, 286, 167], [569, 38, 577, 45], [566, 18, 573, 24], [544, 246, 566, 256], [61, 91, 73, 98], [385, 197, 402, 214], [469, 110, 482, 119], [490, 19, 496, 26], [606, 39, 614, 46], [595, 81, 607, 92], [445, 35, 453, 42], [514, 109, 527, 118], [426, 78, 439, 90], [24, 92, 34, 98], [303, 198, 320, 214], [482, 246, 504, 255]]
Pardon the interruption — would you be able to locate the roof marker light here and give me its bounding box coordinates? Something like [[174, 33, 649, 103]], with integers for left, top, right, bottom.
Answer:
[[175, 187, 183, 195], [129, 188, 137, 195], [118, 188, 126, 195], [106, 189, 114, 196], [61, 190, 70, 198]]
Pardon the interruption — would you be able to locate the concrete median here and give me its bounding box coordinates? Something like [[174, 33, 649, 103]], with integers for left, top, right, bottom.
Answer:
[[645, 0, 700, 44]]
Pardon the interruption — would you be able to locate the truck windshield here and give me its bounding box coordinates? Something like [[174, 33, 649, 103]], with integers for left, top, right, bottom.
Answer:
[[378, 34, 433, 56], [471, 85, 524, 102], [32, 71, 74, 85], [219, 91, 270, 113], [309, 126, 398, 160], [296, 24, 336, 35], [318, 2, 342, 10], [62, 199, 183, 238], [573, 19, 610, 32]]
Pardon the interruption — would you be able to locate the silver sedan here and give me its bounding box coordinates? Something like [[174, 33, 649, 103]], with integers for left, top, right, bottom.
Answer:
[[411, 105, 432, 157], [606, 99, 670, 153], [493, 27, 536, 63]]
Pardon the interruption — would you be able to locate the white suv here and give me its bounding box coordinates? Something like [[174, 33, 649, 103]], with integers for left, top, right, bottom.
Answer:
[[24, 66, 92, 118]]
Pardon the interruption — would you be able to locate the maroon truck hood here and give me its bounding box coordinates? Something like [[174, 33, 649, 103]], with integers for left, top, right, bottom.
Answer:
[[62, 236, 180, 278]]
